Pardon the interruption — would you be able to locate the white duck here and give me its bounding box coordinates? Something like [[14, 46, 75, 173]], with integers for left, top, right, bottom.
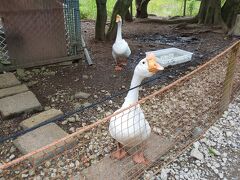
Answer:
[[112, 14, 131, 71], [109, 53, 164, 164]]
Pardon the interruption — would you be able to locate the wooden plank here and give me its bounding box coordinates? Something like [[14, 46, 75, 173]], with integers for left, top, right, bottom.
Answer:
[[75, 133, 173, 180], [0, 55, 82, 72]]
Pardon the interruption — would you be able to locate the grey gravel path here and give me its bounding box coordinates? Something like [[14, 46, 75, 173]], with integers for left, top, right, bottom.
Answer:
[[143, 95, 240, 180]]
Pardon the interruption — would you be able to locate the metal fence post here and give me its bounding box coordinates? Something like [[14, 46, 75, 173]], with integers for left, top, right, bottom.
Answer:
[[220, 42, 239, 112]]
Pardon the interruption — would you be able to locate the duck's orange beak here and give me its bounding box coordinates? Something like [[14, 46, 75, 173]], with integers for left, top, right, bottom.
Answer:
[[147, 53, 164, 73], [116, 14, 122, 22]]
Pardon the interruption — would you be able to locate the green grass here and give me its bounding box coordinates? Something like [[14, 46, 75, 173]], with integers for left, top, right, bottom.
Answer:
[[79, 0, 201, 20]]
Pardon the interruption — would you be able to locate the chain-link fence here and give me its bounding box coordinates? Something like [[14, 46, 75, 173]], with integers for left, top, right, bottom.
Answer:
[[0, 0, 82, 70], [0, 41, 239, 179], [0, 17, 10, 65]]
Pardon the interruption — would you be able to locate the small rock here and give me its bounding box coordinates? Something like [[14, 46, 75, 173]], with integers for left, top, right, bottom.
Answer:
[[105, 111, 112, 116], [74, 92, 91, 99], [16, 68, 26, 77], [160, 168, 170, 180], [44, 106, 51, 111], [83, 102, 92, 107], [97, 106, 103, 112], [192, 127, 203, 137], [193, 142, 200, 149], [225, 131, 232, 137], [9, 154, 15, 160], [190, 148, 204, 160], [61, 120, 68, 125], [153, 126, 162, 134], [34, 175, 41, 180], [82, 75, 89, 79], [28, 169, 35, 176], [69, 127, 75, 133], [9, 146, 16, 153], [0, 163, 2, 174], [219, 173, 224, 179], [45, 161, 51, 168], [213, 168, 219, 174], [51, 173, 56, 178], [32, 69, 40, 74], [222, 157, 227, 163], [21, 174, 29, 178], [68, 117, 76, 123], [69, 163, 75, 168], [222, 153, 227, 158], [75, 160, 80, 167]]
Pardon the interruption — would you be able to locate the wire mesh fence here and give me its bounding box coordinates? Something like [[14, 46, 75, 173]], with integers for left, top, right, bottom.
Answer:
[[0, 0, 82, 70], [0, 41, 239, 179], [0, 17, 9, 65]]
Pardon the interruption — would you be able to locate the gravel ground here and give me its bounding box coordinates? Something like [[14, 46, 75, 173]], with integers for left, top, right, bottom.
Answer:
[[0, 42, 239, 179], [144, 95, 240, 180]]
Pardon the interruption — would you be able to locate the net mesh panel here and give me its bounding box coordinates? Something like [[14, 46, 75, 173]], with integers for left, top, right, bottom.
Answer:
[[64, 0, 82, 56], [0, 43, 239, 179], [0, 17, 9, 63]]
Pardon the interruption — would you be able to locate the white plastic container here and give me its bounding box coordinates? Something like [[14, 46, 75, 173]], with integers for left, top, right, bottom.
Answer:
[[146, 48, 193, 67]]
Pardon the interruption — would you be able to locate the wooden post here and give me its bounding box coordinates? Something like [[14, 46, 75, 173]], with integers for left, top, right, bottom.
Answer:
[[220, 43, 239, 112]]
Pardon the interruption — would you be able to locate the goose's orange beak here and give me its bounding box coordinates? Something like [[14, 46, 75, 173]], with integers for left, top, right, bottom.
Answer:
[[116, 14, 122, 22], [147, 53, 164, 73]]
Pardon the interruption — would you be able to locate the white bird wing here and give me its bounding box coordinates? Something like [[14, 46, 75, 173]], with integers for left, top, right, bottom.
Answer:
[[109, 105, 151, 146], [112, 39, 131, 58]]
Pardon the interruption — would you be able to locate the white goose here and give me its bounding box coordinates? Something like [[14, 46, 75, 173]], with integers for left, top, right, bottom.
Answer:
[[112, 14, 131, 71], [109, 53, 164, 164]]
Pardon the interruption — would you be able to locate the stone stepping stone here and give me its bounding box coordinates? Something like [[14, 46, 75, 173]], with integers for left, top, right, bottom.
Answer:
[[14, 123, 76, 165], [0, 91, 42, 119], [75, 134, 173, 180], [0, 84, 29, 99], [20, 109, 63, 129], [0, 73, 21, 89]]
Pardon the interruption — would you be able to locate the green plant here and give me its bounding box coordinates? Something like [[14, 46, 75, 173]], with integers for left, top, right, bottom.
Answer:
[[79, 0, 200, 19], [188, 0, 195, 16]]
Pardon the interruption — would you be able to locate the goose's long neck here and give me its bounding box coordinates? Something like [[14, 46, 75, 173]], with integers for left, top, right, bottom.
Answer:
[[116, 21, 122, 41], [123, 73, 144, 107]]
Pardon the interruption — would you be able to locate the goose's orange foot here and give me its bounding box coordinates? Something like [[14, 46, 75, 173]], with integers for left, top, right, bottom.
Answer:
[[111, 149, 128, 160], [132, 151, 150, 165], [115, 65, 123, 71]]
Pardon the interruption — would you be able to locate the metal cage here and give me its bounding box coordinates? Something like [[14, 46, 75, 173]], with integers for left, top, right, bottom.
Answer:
[[0, 0, 82, 71]]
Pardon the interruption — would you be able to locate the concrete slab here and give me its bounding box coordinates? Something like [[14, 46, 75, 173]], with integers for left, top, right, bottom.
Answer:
[[76, 134, 173, 180], [0, 91, 42, 119], [0, 84, 28, 99], [20, 109, 63, 129], [0, 73, 21, 89], [13, 123, 76, 165]]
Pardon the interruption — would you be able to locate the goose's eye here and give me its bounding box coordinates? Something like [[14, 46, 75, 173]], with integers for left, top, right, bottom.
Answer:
[[142, 61, 145, 64]]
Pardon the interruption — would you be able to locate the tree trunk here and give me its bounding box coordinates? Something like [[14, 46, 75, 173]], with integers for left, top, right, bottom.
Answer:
[[221, 0, 240, 28], [136, 0, 151, 18], [198, 0, 223, 25], [183, 0, 187, 16], [95, 0, 107, 41], [125, 9, 133, 22], [106, 0, 133, 41]]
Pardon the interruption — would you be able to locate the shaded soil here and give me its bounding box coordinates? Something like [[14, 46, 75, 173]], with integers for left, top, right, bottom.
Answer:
[[0, 20, 238, 143]]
